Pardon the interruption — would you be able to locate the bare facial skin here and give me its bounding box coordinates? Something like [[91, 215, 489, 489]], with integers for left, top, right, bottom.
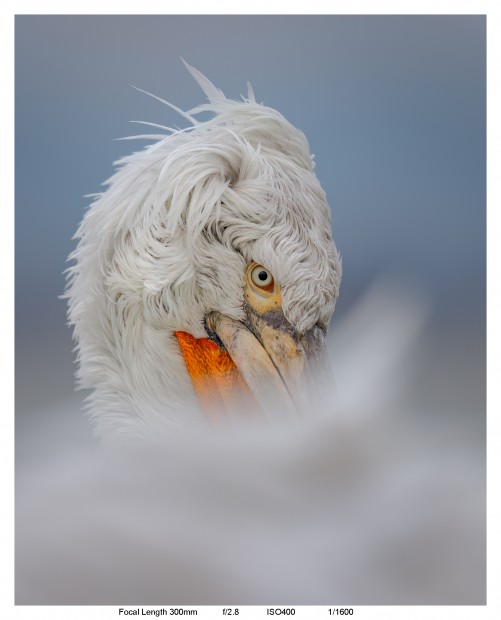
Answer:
[[202, 262, 331, 419]]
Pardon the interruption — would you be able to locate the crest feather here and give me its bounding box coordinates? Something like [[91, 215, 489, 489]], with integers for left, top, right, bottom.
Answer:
[[180, 58, 226, 104]]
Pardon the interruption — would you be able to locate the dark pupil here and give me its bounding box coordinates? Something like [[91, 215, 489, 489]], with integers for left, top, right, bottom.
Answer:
[[258, 271, 268, 281]]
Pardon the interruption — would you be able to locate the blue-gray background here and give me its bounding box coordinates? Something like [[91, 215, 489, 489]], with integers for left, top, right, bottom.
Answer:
[[15, 15, 485, 434]]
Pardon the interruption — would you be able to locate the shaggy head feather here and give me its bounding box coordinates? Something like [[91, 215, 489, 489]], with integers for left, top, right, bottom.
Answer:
[[65, 62, 342, 438]]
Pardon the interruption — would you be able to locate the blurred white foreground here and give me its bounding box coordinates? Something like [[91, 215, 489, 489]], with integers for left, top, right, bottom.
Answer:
[[15, 280, 485, 604]]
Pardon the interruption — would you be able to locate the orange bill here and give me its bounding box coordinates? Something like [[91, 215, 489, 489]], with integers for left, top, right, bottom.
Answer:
[[175, 331, 260, 423], [175, 263, 331, 422]]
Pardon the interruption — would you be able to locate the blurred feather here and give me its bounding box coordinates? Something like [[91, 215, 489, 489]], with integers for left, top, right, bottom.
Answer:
[[15, 280, 485, 605]]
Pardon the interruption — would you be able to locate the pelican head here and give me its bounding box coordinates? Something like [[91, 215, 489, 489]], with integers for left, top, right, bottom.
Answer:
[[66, 62, 341, 438]]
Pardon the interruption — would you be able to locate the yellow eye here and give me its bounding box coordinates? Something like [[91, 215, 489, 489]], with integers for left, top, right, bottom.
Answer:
[[250, 264, 275, 292]]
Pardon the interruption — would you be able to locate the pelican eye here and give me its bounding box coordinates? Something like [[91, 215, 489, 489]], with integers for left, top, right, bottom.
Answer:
[[250, 264, 275, 292]]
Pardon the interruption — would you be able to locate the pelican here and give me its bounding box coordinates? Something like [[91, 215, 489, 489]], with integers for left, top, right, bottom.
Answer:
[[65, 61, 341, 439]]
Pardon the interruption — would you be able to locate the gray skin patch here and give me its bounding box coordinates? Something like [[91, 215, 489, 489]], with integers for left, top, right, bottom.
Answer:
[[244, 303, 299, 342], [244, 302, 327, 365], [204, 303, 326, 364]]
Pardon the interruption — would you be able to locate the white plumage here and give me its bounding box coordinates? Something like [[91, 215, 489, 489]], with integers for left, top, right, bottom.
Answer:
[[65, 61, 341, 438], [16, 64, 483, 607]]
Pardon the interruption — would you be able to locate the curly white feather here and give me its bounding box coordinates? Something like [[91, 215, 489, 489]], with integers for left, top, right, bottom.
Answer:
[[65, 62, 342, 438]]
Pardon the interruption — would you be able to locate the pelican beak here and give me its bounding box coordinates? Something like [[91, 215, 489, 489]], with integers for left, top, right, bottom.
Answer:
[[206, 310, 330, 418], [176, 263, 333, 422]]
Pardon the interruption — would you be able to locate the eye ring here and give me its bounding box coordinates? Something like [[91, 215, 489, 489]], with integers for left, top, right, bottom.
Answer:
[[250, 264, 275, 292]]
